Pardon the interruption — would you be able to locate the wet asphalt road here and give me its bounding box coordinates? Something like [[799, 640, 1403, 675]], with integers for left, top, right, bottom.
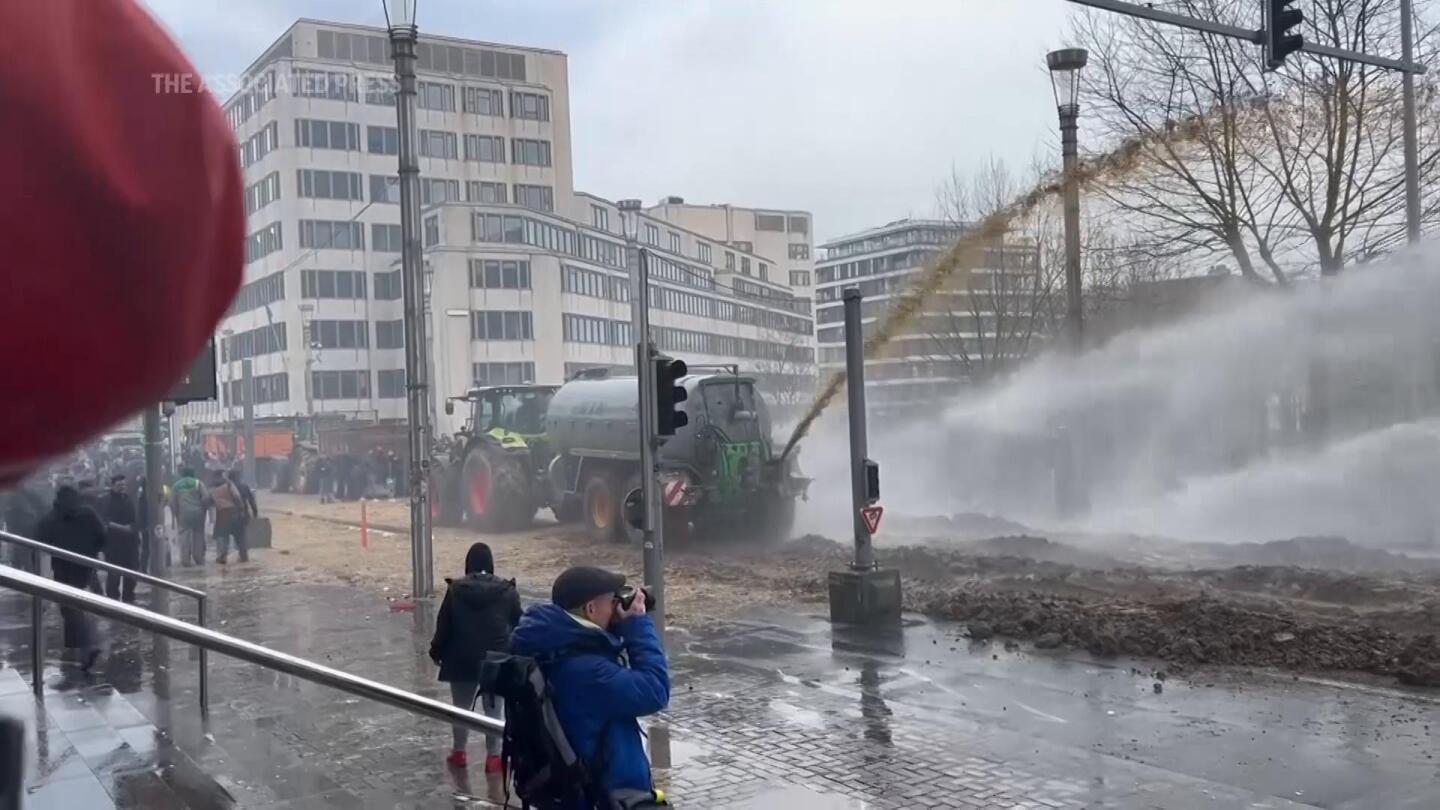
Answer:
[[0, 553, 1436, 807]]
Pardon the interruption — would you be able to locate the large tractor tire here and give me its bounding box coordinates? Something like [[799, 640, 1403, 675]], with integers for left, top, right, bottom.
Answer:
[[430, 463, 463, 528], [461, 442, 534, 532], [581, 469, 623, 544]]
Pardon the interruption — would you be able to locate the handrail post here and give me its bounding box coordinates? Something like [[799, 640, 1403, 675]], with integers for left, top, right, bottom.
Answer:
[[29, 549, 41, 699], [197, 594, 209, 718]]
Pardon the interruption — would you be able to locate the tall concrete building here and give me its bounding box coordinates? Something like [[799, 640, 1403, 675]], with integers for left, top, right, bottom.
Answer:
[[814, 219, 1035, 411], [201, 19, 814, 434]]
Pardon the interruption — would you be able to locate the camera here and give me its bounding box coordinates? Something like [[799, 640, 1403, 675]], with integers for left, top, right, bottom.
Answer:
[[616, 585, 656, 612]]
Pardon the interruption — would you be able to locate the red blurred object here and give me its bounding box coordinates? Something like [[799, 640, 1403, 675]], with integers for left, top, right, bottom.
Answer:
[[0, 0, 243, 485]]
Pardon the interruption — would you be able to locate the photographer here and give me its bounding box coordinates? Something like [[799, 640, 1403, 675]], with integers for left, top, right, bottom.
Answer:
[[510, 566, 670, 806]]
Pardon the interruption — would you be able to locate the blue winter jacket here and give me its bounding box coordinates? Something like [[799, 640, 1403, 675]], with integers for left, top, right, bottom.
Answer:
[[509, 602, 670, 800]]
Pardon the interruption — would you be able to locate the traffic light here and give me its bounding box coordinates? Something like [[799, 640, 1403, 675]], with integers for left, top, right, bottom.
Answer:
[[1264, 0, 1304, 71], [654, 355, 688, 436]]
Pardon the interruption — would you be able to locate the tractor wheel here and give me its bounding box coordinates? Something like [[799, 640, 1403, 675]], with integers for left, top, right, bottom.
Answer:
[[461, 442, 534, 532], [430, 465, 463, 528], [581, 470, 623, 544], [748, 497, 797, 545], [620, 472, 645, 546]]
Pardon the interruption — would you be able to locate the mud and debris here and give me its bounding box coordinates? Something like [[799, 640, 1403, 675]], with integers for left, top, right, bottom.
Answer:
[[259, 494, 1440, 688]]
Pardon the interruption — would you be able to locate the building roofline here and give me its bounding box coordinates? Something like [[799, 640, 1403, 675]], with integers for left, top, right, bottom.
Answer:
[[818, 218, 961, 250], [575, 192, 788, 271], [644, 200, 813, 217]]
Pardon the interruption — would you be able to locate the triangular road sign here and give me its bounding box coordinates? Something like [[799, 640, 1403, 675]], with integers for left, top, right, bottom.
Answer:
[[860, 505, 883, 535]]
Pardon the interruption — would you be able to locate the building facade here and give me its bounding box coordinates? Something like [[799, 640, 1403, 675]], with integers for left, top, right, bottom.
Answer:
[[197, 19, 815, 434], [814, 219, 1036, 411]]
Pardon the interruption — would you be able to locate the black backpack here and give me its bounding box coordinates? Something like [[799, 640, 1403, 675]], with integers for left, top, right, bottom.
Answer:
[[480, 652, 669, 810]]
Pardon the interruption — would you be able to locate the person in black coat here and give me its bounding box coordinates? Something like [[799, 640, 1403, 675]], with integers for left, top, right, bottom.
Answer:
[[429, 542, 521, 770], [99, 474, 140, 602], [34, 485, 106, 671]]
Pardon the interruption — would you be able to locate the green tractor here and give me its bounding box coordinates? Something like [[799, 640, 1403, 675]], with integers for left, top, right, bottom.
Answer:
[[432, 385, 562, 532]]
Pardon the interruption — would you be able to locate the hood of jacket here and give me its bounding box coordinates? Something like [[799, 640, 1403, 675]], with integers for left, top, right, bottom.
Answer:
[[447, 572, 514, 608], [173, 476, 200, 492], [510, 602, 623, 663]]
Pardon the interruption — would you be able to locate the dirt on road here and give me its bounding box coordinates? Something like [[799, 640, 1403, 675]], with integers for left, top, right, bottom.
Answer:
[[258, 494, 1440, 688]]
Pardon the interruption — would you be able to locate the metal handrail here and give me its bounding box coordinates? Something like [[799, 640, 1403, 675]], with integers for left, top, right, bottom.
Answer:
[[0, 564, 503, 738], [0, 528, 209, 713]]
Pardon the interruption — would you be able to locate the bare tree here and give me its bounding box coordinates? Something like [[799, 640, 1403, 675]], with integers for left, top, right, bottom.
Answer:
[[753, 323, 817, 424]]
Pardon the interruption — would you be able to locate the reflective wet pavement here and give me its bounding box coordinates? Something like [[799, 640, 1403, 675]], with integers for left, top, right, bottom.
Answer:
[[1, 556, 1437, 808]]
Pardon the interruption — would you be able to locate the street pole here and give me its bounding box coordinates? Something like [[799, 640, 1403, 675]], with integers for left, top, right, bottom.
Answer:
[[241, 359, 257, 486], [1401, 0, 1422, 246], [629, 241, 666, 646], [1060, 108, 1084, 350], [389, 22, 433, 598], [842, 287, 874, 571], [143, 404, 166, 573]]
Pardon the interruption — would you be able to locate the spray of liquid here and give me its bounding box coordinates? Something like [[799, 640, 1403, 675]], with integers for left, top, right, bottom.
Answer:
[[780, 112, 1216, 463]]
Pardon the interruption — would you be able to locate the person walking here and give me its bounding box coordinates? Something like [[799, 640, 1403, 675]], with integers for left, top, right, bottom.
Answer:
[[98, 474, 141, 602], [208, 470, 244, 564], [169, 467, 209, 566], [34, 485, 106, 672], [224, 470, 259, 562], [429, 542, 522, 771]]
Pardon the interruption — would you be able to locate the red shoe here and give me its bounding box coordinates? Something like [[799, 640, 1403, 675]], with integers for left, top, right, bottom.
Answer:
[[484, 755, 502, 774], [446, 750, 467, 768]]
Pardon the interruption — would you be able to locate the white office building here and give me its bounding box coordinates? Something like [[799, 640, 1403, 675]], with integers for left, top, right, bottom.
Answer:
[[199, 19, 815, 434]]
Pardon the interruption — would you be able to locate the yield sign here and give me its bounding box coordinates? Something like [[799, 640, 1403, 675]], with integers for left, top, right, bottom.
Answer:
[[860, 505, 884, 535]]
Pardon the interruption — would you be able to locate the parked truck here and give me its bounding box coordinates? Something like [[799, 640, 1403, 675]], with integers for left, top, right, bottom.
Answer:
[[432, 369, 808, 543]]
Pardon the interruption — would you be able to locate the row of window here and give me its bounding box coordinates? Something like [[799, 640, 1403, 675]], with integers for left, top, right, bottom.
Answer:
[[298, 169, 363, 201], [313, 28, 526, 82], [470, 310, 535, 341], [469, 259, 533, 290], [824, 227, 965, 261], [563, 314, 632, 347], [295, 118, 361, 151], [375, 320, 405, 349], [238, 122, 278, 168], [300, 269, 366, 300], [222, 323, 287, 362], [561, 265, 629, 303], [653, 326, 813, 365], [224, 71, 277, 130], [244, 172, 281, 216], [471, 213, 578, 255], [815, 273, 911, 302], [228, 270, 286, 316], [473, 362, 536, 386], [224, 372, 289, 406], [245, 223, 284, 263], [755, 213, 809, 235], [564, 363, 634, 380], [790, 270, 812, 287], [789, 244, 811, 260], [309, 319, 369, 349], [311, 369, 371, 400]]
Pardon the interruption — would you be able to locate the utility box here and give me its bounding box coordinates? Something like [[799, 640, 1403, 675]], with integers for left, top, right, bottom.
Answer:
[[828, 568, 902, 625]]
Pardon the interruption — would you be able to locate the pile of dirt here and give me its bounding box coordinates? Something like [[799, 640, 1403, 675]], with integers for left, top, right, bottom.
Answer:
[[1189, 535, 1440, 573]]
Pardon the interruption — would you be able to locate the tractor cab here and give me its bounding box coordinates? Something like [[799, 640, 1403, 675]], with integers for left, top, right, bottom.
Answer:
[[446, 385, 558, 444]]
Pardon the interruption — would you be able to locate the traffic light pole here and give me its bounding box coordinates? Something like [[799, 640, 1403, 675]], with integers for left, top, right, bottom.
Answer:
[[629, 245, 665, 647]]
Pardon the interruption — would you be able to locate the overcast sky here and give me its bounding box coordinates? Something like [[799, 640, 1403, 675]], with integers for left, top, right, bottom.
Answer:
[[141, 0, 1077, 241]]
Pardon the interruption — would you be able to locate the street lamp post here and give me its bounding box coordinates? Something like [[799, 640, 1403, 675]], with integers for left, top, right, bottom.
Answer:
[[384, 0, 434, 598], [221, 329, 235, 423], [1047, 48, 1088, 352]]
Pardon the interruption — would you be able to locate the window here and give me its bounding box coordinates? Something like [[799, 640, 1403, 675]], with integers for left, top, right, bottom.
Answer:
[[299, 220, 364, 250], [297, 169, 363, 201], [468, 259, 532, 290], [472, 362, 535, 386], [790, 270, 812, 287], [417, 81, 456, 111], [316, 28, 391, 65], [370, 174, 399, 204], [311, 319, 369, 349], [227, 270, 286, 316], [591, 205, 610, 231], [301, 270, 366, 299], [755, 213, 786, 232], [725, 251, 736, 271], [466, 181, 507, 203], [292, 69, 357, 101], [372, 223, 404, 253], [788, 244, 811, 260], [759, 262, 769, 281], [374, 269, 402, 300], [668, 232, 681, 253], [367, 125, 399, 155], [311, 370, 370, 400], [375, 320, 405, 349], [469, 310, 534, 341], [510, 138, 552, 167], [244, 172, 281, 215], [734, 240, 754, 253], [787, 215, 810, 234], [364, 75, 397, 106], [470, 214, 577, 255], [294, 119, 360, 150], [239, 122, 279, 168], [644, 223, 660, 246], [421, 178, 460, 205], [579, 235, 624, 268], [223, 323, 287, 361], [509, 91, 550, 121], [419, 129, 458, 159], [463, 134, 505, 163], [377, 369, 406, 398], [513, 184, 554, 212], [561, 265, 628, 302], [424, 214, 440, 247], [562, 314, 631, 346], [698, 242, 712, 264], [226, 372, 289, 406], [463, 86, 503, 116], [244, 222, 283, 263], [740, 257, 751, 276]]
